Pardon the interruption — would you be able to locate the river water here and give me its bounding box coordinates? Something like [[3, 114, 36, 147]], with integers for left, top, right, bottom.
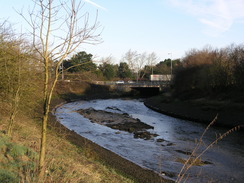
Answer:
[[54, 99, 244, 182]]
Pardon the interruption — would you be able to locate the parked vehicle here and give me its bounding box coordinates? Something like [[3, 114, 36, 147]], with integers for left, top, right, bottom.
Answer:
[[127, 80, 134, 83], [115, 80, 124, 84]]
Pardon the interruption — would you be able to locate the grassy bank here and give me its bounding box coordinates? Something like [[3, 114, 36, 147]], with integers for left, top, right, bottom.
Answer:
[[0, 103, 133, 182]]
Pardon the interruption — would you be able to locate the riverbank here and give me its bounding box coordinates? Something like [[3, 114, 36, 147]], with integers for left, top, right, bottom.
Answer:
[[144, 93, 244, 129]]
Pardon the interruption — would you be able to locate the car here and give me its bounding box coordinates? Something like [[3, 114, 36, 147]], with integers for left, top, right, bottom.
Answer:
[[115, 80, 124, 84]]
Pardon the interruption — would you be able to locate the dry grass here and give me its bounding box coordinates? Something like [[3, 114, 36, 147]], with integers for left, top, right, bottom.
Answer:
[[176, 157, 206, 167], [0, 112, 133, 183]]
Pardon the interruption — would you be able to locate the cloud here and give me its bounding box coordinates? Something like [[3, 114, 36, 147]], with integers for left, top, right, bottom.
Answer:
[[169, 0, 244, 36], [83, 0, 107, 11]]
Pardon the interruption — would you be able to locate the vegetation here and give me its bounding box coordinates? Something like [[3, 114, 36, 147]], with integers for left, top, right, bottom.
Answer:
[[118, 62, 133, 79], [0, 108, 133, 183], [63, 51, 97, 73], [121, 50, 159, 81], [0, 132, 38, 183], [0, 19, 133, 181], [61, 49, 182, 82], [0, 22, 42, 137], [99, 62, 118, 80], [19, 0, 102, 178], [153, 59, 181, 75], [172, 44, 244, 99]]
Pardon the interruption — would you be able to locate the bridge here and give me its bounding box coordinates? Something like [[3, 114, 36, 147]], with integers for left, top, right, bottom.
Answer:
[[94, 81, 170, 95], [95, 81, 169, 87]]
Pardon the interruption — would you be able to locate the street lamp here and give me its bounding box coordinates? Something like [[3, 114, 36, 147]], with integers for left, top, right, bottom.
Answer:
[[168, 53, 172, 79]]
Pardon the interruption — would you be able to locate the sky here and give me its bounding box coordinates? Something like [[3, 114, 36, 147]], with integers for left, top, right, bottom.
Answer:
[[1, 0, 244, 63]]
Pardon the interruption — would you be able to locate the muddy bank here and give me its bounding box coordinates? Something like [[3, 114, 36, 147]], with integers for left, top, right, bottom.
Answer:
[[145, 95, 244, 129], [78, 108, 158, 140]]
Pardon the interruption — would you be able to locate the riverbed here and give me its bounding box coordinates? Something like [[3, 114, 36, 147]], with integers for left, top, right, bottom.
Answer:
[[54, 99, 244, 182]]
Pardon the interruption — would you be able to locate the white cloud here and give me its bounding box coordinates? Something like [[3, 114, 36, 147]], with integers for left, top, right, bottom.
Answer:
[[169, 0, 244, 36], [83, 0, 107, 11]]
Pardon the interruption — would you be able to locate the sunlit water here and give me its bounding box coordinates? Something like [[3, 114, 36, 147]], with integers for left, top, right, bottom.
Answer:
[[54, 99, 244, 182]]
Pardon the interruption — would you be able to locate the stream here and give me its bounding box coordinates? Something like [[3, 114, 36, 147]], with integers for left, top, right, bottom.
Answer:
[[54, 99, 244, 182]]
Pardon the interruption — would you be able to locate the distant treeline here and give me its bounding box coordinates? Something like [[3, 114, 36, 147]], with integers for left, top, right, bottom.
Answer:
[[172, 44, 244, 98]]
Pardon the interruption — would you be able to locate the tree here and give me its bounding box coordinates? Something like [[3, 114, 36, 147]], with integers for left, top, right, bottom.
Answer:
[[154, 59, 181, 75], [99, 63, 117, 80], [232, 45, 244, 90], [121, 49, 138, 71], [172, 44, 244, 96], [154, 60, 170, 74], [183, 46, 215, 67], [118, 62, 132, 79], [147, 52, 158, 75], [19, 0, 101, 179], [0, 21, 41, 137], [121, 50, 148, 81], [63, 51, 96, 73]]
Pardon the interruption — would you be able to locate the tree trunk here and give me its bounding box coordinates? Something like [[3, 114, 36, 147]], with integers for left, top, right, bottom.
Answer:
[[38, 109, 48, 180]]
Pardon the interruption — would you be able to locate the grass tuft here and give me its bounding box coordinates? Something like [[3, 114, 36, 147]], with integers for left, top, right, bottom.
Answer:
[[0, 169, 18, 183]]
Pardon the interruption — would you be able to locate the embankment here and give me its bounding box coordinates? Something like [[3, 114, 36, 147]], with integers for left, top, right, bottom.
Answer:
[[144, 95, 244, 129]]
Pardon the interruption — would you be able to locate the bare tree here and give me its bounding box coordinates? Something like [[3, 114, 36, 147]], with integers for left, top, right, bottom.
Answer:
[[122, 50, 152, 81], [99, 55, 114, 65], [19, 0, 101, 179], [135, 52, 147, 81], [147, 52, 158, 75], [121, 49, 138, 70]]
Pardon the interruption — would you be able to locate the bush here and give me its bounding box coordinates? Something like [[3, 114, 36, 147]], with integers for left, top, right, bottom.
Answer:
[[7, 143, 28, 159], [0, 169, 18, 183], [0, 132, 37, 182], [173, 65, 211, 97]]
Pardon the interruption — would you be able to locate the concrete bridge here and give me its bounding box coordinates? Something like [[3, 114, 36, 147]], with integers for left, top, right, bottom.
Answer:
[[94, 81, 170, 96]]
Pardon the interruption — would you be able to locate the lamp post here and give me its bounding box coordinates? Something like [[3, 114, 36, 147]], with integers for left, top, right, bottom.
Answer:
[[168, 53, 172, 79]]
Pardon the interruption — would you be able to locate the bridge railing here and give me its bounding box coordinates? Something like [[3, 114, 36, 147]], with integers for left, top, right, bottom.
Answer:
[[93, 80, 170, 87]]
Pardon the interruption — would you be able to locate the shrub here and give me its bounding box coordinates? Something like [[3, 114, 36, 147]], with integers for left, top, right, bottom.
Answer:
[[0, 169, 18, 183]]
